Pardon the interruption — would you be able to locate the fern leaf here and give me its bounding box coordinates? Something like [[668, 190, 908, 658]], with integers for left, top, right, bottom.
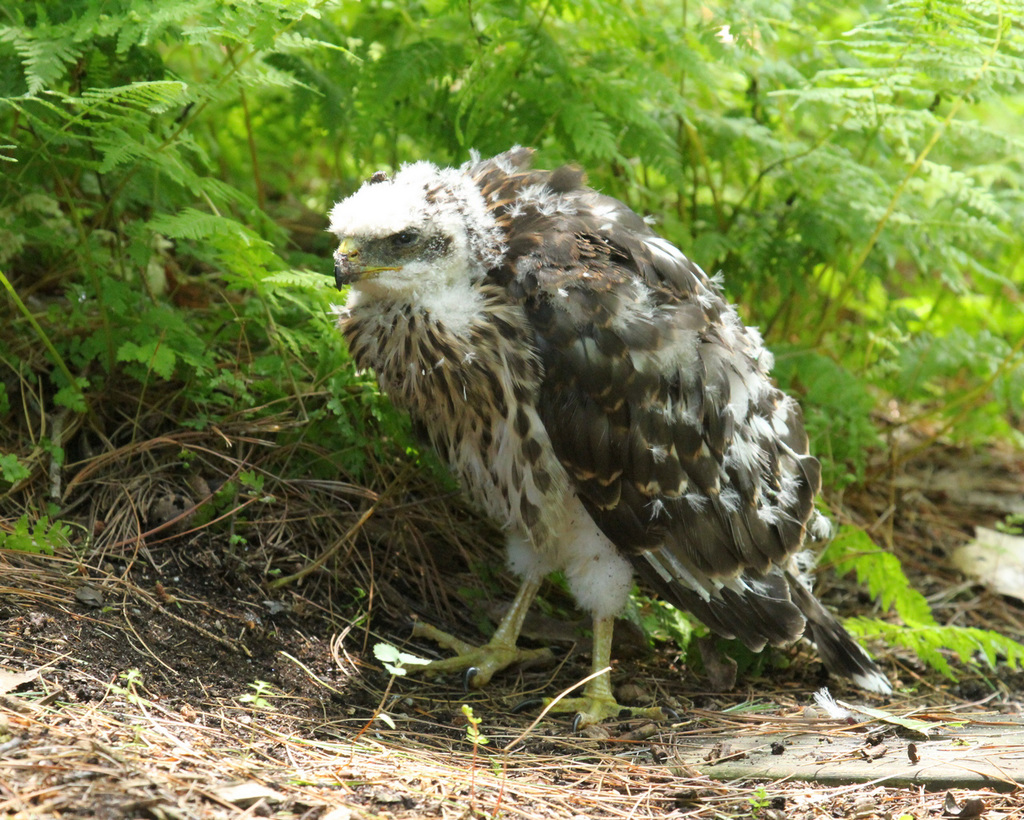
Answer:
[[117, 340, 177, 380], [1, 26, 81, 94], [81, 81, 190, 114], [263, 269, 331, 289], [560, 101, 618, 162], [821, 525, 936, 626], [146, 208, 265, 244], [847, 618, 1024, 681]]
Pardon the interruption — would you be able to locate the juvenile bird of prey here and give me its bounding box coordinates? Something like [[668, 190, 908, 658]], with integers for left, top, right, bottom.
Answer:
[[329, 147, 891, 725]]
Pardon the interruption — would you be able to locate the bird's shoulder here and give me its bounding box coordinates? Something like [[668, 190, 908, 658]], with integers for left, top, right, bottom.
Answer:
[[471, 152, 711, 307]]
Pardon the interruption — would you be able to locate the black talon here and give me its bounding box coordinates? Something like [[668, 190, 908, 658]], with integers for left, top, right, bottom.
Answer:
[[661, 706, 681, 722], [463, 666, 480, 692], [511, 697, 545, 714], [572, 712, 584, 734]]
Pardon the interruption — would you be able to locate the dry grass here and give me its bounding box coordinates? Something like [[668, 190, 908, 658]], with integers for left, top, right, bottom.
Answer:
[[2, 664, 1022, 819]]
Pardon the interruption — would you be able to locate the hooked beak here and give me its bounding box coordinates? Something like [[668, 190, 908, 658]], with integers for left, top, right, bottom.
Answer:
[[333, 239, 400, 289]]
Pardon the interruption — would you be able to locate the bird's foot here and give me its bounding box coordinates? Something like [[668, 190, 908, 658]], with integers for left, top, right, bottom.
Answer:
[[411, 620, 554, 688], [544, 695, 671, 729]]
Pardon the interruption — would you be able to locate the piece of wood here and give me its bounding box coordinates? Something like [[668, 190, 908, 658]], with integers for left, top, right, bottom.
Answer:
[[666, 713, 1024, 792]]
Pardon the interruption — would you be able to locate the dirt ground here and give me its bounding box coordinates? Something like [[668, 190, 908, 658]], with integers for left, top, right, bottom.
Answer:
[[1, 426, 1023, 819]]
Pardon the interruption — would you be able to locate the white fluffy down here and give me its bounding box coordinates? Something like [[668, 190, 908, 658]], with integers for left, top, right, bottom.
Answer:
[[505, 496, 633, 622], [553, 497, 635, 620], [329, 162, 442, 239]]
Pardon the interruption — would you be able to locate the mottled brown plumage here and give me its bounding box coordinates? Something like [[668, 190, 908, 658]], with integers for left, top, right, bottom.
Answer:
[[328, 148, 890, 722]]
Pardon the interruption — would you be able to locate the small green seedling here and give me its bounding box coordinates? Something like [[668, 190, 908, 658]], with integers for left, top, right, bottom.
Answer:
[[373, 643, 431, 676]]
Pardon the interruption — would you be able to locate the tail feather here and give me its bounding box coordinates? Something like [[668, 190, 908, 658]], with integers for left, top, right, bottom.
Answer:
[[633, 554, 800, 651], [667, 587, 800, 652], [787, 573, 892, 695], [633, 553, 891, 695]]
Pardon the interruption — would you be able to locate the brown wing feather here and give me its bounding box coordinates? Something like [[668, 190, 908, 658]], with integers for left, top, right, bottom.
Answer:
[[469, 149, 822, 646], [463, 152, 889, 694]]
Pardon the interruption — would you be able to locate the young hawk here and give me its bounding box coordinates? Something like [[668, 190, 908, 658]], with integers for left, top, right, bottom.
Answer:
[[329, 147, 890, 724]]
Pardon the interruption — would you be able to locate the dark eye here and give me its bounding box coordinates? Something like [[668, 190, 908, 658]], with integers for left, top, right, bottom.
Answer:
[[392, 229, 421, 248]]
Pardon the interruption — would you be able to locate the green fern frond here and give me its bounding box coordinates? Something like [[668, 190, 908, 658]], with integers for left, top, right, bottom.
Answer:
[[772, 352, 881, 487], [81, 81, 190, 114], [560, 101, 618, 162], [846, 617, 1024, 682], [146, 208, 268, 245], [0, 514, 71, 555], [264, 269, 331, 290], [821, 525, 935, 626], [824, 525, 1024, 681], [1, 27, 82, 95]]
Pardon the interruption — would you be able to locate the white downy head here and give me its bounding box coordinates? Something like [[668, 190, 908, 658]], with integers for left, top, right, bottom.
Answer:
[[329, 160, 505, 303]]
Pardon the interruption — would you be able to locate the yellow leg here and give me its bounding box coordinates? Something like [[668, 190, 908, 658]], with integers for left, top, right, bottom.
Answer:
[[412, 574, 553, 687], [545, 615, 669, 727]]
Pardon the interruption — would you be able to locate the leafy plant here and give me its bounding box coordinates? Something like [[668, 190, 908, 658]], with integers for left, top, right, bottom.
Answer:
[[0, 454, 30, 488], [461, 704, 489, 748], [771, 349, 882, 488], [747, 786, 771, 817], [238, 679, 281, 710], [373, 642, 431, 677], [824, 525, 1024, 681], [110, 668, 153, 709], [631, 594, 701, 652], [0, 514, 71, 555], [821, 526, 934, 627], [846, 618, 1024, 682], [0, 0, 393, 494]]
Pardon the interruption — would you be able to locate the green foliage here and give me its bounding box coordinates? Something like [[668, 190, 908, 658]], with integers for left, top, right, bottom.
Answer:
[[461, 704, 490, 747], [747, 786, 771, 816], [373, 642, 431, 677], [632, 593, 702, 652], [825, 524, 1024, 680], [996, 514, 1024, 536], [0, 514, 72, 555], [238, 680, 281, 710], [845, 618, 1024, 682], [821, 525, 935, 626], [0, 454, 30, 487], [3, 0, 1021, 469], [771, 349, 881, 487], [111, 668, 154, 709], [0, 0, 410, 492]]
